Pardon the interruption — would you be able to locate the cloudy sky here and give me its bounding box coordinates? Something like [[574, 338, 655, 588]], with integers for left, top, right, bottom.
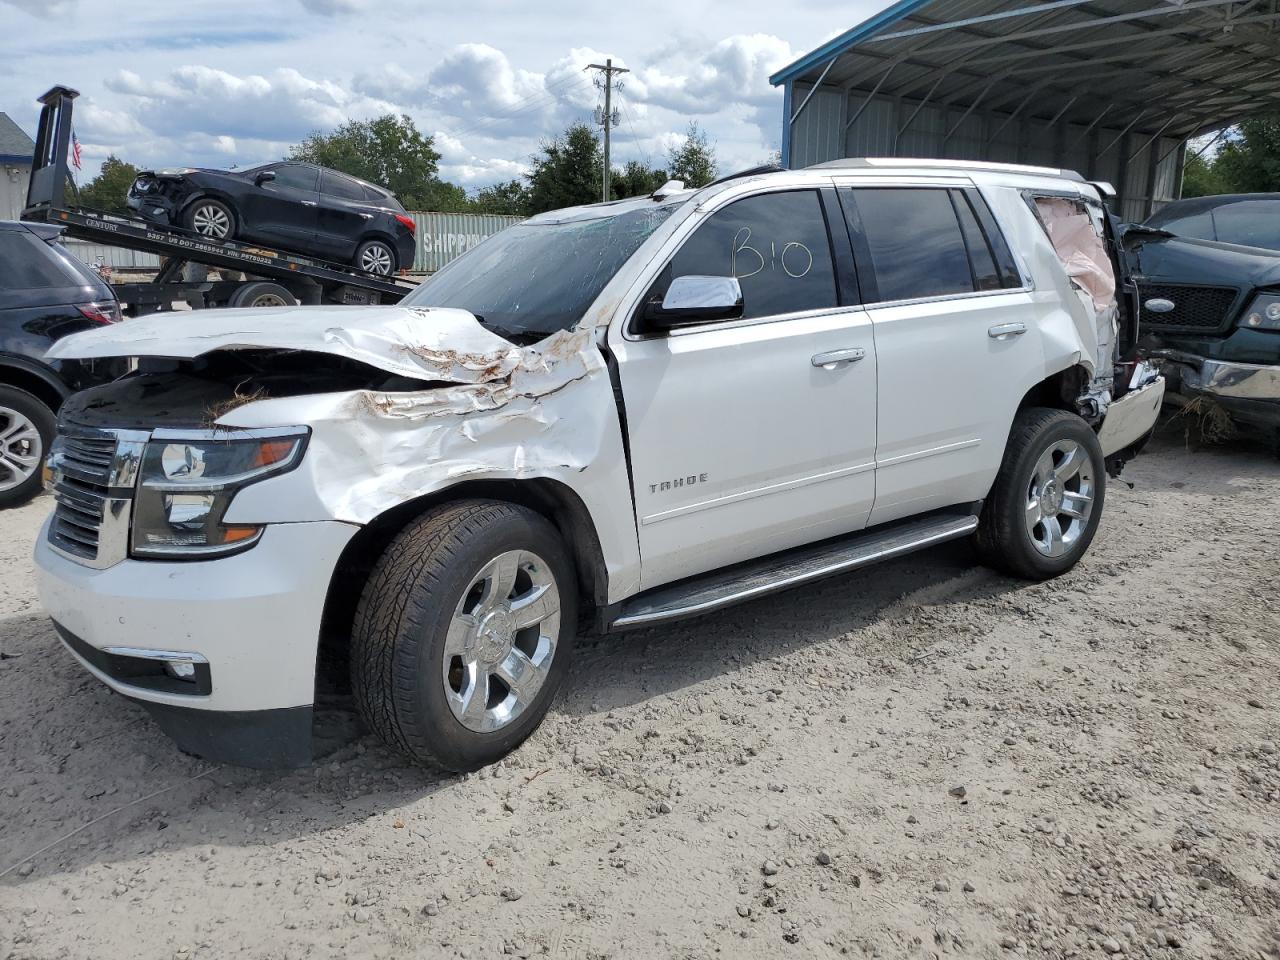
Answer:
[[0, 0, 883, 192]]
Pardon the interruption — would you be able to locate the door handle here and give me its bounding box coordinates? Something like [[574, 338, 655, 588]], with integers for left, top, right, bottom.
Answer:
[[988, 322, 1027, 340], [811, 347, 866, 368]]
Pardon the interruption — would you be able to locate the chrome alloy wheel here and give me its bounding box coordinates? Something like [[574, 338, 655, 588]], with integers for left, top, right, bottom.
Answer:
[[0, 406, 42, 493], [1025, 439, 1095, 558], [191, 202, 231, 238], [442, 550, 561, 733], [359, 243, 393, 275]]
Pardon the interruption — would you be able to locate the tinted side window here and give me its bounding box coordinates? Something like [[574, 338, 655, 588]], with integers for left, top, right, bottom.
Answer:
[[0, 233, 83, 290], [271, 164, 318, 191], [362, 184, 390, 205], [847, 188, 974, 302], [322, 171, 367, 202], [659, 190, 838, 321], [952, 192, 1001, 291], [1211, 200, 1280, 250], [1155, 209, 1216, 241]]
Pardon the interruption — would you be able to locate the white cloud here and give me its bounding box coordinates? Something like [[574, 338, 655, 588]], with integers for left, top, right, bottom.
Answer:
[[295, 0, 373, 13], [2, 0, 831, 189], [1, 0, 75, 14]]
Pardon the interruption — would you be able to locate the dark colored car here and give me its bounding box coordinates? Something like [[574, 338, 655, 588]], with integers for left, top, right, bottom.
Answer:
[[127, 161, 417, 276], [1144, 193, 1280, 252], [1124, 222, 1280, 450], [0, 221, 126, 507]]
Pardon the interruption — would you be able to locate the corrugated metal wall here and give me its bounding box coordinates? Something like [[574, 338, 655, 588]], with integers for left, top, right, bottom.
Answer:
[[64, 239, 161, 270], [412, 212, 522, 273], [789, 84, 1185, 219], [58, 211, 524, 273]]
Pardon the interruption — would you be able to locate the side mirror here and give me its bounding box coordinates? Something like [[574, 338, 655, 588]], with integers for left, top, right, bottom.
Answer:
[[254, 170, 276, 186], [643, 275, 744, 328]]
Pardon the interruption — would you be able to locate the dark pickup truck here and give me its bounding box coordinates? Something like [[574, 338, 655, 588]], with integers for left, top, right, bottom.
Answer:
[[1124, 221, 1280, 451]]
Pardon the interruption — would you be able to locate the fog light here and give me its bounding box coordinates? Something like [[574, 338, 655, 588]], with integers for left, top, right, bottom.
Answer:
[[165, 660, 197, 680]]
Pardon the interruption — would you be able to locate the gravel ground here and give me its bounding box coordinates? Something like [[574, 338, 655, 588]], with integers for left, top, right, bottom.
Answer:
[[2, 423, 1278, 960]]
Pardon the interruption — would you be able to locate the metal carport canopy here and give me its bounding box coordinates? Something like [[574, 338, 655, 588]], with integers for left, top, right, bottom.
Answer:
[[769, 0, 1280, 217]]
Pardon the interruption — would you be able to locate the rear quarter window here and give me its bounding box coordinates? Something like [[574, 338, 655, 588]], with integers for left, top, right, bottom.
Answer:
[[0, 232, 89, 291]]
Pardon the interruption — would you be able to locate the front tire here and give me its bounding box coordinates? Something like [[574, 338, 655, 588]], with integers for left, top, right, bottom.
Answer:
[[975, 407, 1105, 580], [0, 385, 55, 510], [183, 197, 235, 240], [351, 500, 577, 772]]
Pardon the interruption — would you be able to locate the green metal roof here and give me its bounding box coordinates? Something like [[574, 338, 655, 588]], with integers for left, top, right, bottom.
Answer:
[[771, 0, 1280, 140]]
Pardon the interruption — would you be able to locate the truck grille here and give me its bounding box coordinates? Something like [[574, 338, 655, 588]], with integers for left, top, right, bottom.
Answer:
[[1139, 283, 1238, 333], [47, 427, 145, 568], [50, 434, 116, 560]]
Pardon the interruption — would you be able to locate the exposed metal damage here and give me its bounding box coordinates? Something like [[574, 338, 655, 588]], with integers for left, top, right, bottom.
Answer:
[[47, 305, 619, 529]]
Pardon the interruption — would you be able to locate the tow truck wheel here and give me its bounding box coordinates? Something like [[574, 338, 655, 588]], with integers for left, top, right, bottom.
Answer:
[[0, 385, 55, 510], [228, 282, 297, 308], [975, 407, 1106, 581], [184, 198, 235, 240], [351, 500, 578, 772]]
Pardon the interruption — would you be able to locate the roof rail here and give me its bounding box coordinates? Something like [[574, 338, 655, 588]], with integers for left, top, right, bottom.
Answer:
[[705, 164, 785, 188], [809, 157, 1085, 182]]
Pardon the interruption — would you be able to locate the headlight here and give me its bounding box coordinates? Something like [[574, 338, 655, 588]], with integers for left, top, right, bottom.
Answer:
[[1241, 292, 1280, 330], [130, 428, 308, 559]]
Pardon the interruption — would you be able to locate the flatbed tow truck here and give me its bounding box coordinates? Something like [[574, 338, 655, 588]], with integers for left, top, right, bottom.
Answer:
[[21, 86, 413, 316]]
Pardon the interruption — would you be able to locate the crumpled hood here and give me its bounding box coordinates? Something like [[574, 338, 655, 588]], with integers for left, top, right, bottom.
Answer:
[[1124, 232, 1280, 290], [45, 304, 537, 384]]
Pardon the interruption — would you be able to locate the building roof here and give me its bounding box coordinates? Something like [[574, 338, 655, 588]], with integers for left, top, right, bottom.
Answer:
[[0, 112, 35, 162], [770, 0, 1280, 140]]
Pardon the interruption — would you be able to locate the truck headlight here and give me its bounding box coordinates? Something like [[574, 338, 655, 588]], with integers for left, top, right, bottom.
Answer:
[[130, 429, 308, 559], [1241, 293, 1280, 330]]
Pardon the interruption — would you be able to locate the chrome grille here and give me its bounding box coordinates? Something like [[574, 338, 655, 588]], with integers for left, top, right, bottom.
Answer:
[[50, 434, 115, 560], [47, 426, 147, 568]]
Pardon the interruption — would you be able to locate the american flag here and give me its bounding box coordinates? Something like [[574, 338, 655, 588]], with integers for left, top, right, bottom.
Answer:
[[70, 130, 82, 171]]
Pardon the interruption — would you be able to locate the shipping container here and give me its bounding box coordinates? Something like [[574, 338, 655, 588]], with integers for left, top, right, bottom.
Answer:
[[411, 212, 523, 273]]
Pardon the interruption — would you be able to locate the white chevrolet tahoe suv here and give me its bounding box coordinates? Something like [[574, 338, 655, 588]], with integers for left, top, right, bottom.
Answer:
[[36, 159, 1164, 772]]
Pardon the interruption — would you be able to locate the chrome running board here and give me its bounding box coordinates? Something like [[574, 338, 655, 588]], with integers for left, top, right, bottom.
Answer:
[[609, 508, 979, 631]]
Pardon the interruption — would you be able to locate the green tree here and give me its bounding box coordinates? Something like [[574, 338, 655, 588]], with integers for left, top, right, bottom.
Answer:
[[1180, 150, 1228, 198], [524, 123, 602, 214], [1211, 115, 1280, 193], [611, 159, 668, 199], [667, 121, 717, 188], [290, 114, 450, 210], [78, 155, 138, 214], [471, 179, 531, 216]]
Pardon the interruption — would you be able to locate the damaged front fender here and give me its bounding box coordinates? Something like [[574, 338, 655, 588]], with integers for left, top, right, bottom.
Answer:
[[48, 304, 644, 602]]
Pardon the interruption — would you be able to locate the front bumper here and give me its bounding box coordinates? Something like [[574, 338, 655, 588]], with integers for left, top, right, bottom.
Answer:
[[1158, 351, 1280, 431], [126, 193, 175, 225], [35, 517, 358, 767]]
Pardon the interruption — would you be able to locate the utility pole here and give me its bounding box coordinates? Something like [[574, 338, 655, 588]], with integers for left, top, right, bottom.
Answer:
[[587, 58, 628, 202]]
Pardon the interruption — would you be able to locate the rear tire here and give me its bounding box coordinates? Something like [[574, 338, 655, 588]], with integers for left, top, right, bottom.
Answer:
[[354, 239, 396, 276], [183, 198, 235, 240], [0, 385, 55, 510], [227, 281, 297, 308], [350, 500, 577, 772], [975, 407, 1106, 580]]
